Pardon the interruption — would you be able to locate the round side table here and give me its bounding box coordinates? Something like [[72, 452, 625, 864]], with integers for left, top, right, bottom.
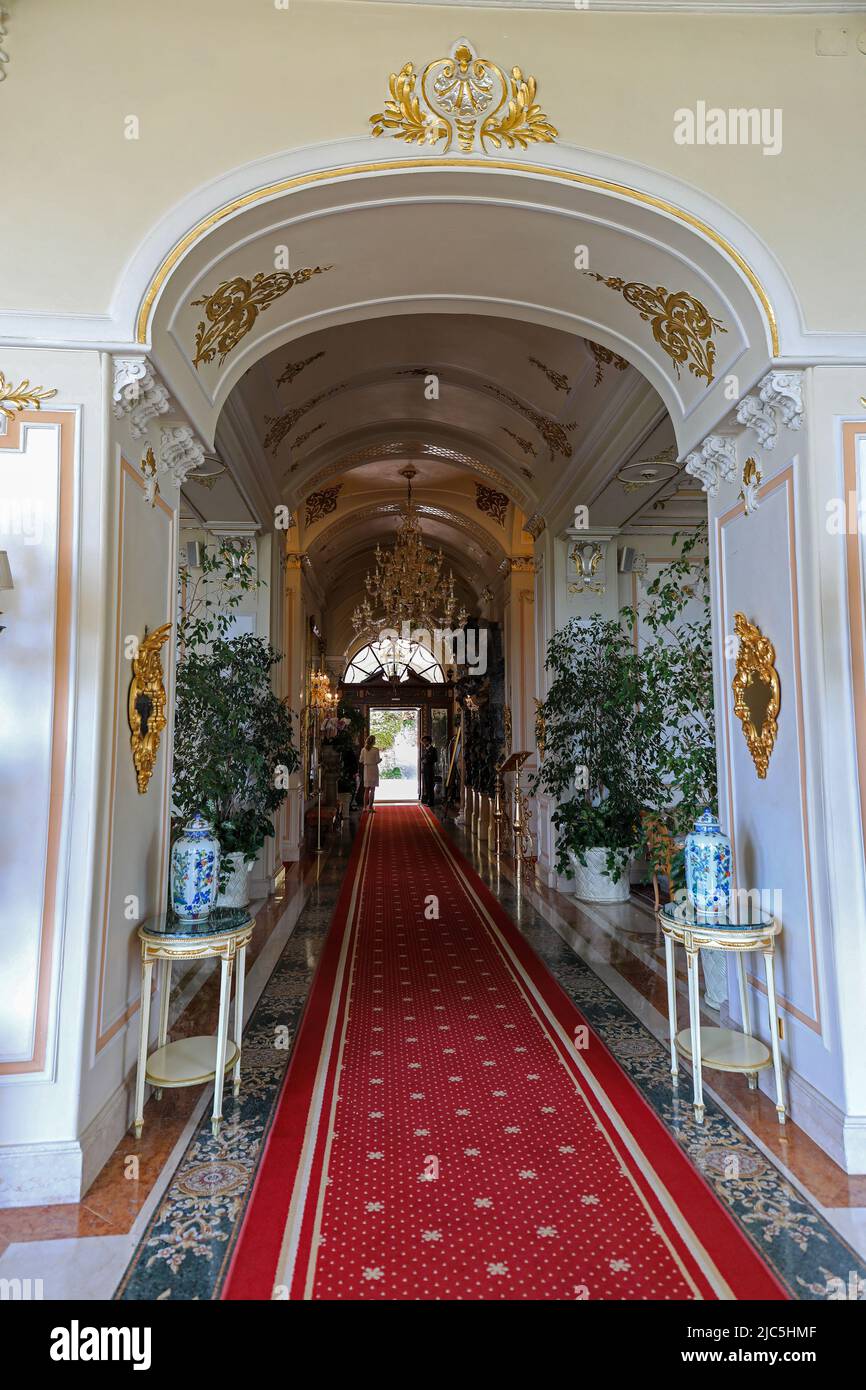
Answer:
[[657, 899, 786, 1126], [133, 908, 254, 1139]]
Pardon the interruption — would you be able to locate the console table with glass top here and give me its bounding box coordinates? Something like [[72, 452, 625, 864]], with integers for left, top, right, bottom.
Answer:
[[133, 908, 254, 1139], [657, 899, 786, 1126]]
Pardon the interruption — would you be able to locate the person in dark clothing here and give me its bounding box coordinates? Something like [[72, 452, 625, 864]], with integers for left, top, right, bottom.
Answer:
[[341, 741, 360, 810], [420, 734, 438, 806]]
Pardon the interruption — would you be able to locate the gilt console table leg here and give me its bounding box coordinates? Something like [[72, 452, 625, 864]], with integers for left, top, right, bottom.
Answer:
[[133, 958, 153, 1139], [686, 947, 705, 1123], [211, 955, 233, 1138], [663, 931, 679, 1080], [155, 957, 172, 1099], [233, 944, 246, 1098], [763, 948, 787, 1124]]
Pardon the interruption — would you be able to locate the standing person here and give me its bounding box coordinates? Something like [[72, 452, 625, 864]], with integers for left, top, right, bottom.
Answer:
[[341, 738, 360, 812], [359, 733, 382, 812], [420, 734, 438, 806]]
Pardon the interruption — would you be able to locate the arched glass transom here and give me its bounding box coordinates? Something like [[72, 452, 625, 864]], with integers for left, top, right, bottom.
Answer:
[[343, 638, 445, 685]]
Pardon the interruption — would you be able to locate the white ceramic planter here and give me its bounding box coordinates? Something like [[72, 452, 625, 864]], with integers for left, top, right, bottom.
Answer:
[[568, 847, 631, 904], [215, 851, 252, 909]]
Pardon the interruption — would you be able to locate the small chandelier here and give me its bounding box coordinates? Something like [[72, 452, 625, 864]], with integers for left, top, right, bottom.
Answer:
[[352, 465, 468, 634]]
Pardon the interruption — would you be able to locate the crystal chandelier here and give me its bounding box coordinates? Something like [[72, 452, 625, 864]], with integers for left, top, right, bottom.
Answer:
[[352, 465, 468, 634]]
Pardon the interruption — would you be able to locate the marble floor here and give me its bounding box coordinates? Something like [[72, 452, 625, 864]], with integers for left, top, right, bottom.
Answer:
[[2, 808, 865, 1299]]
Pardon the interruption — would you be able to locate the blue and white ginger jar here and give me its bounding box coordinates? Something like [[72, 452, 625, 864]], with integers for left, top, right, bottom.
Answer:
[[684, 809, 731, 919], [170, 814, 220, 921]]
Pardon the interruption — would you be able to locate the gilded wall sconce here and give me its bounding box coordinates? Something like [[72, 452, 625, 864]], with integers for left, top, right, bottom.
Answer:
[[128, 622, 172, 794], [732, 612, 780, 779]]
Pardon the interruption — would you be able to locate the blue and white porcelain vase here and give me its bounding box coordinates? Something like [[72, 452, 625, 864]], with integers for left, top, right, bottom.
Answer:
[[684, 808, 732, 919], [170, 814, 220, 921]]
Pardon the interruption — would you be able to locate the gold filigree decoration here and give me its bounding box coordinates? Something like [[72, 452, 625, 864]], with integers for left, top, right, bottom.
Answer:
[[305, 484, 342, 527], [739, 456, 762, 515], [264, 384, 346, 455], [0, 371, 58, 420], [276, 350, 325, 388], [586, 340, 630, 387], [528, 356, 570, 393], [584, 274, 726, 385], [484, 384, 572, 458], [370, 39, 558, 154], [140, 445, 159, 506], [191, 266, 332, 369], [128, 623, 172, 794], [291, 422, 326, 452], [732, 613, 780, 780], [475, 482, 508, 525], [501, 427, 536, 457]]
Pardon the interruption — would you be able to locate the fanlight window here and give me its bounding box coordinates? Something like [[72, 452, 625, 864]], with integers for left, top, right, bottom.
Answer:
[[343, 638, 445, 685]]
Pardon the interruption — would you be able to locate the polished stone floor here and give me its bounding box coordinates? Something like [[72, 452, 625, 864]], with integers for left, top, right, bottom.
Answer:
[[2, 807, 865, 1299]]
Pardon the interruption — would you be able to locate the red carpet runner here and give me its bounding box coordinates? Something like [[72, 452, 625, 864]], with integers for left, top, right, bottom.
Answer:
[[224, 806, 787, 1301]]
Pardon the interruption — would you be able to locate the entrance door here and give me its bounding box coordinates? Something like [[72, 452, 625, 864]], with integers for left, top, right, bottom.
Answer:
[[368, 707, 420, 802]]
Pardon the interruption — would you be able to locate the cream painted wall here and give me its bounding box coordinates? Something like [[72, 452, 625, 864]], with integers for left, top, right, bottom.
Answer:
[[1, 1, 864, 334]]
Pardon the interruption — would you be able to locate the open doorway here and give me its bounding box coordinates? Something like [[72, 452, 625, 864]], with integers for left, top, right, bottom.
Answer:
[[369, 707, 419, 802]]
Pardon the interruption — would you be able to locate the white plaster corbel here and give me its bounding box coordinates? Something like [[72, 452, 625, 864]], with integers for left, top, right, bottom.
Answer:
[[113, 357, 171, 438], [758, 370, 804, 432], [684, 433, 738, 497], [157, 425, 207, 494], [735, 394, 777, 450]]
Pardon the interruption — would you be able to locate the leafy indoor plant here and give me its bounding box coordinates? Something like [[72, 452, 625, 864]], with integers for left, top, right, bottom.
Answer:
[[533, 613, 652, 900], [172, 543, 298, 906]]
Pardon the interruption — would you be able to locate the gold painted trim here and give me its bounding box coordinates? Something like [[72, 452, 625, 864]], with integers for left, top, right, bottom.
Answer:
[[135, 159, 778, 356]]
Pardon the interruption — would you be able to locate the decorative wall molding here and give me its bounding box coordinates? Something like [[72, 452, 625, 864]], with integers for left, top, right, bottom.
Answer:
[[739, 457, 763, 516], [475, 482, 508, 525], [112, 357, 171, 439], [498, 556, 536, 575], [0, 369, 57, 419], [522, 512, 546, 540], [369, 38, 558, 154], [567, 539, 607, 595], [758, 370, 804, 432], [191, 266, 332, 370], [584, 273, 726, 385], [735, 393, 777, 450], [684, 433, 738, 497]]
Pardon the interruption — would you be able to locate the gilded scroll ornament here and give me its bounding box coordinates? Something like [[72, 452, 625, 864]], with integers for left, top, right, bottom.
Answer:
[[732, 613, 780, 780], [128, 623, 172, 794], [739, 457, 762, 515], [0, 371, 57, 420], [191, 266, 332, 369], [475, 482, 508, 525], [587, 340, 630, 387], [584, 274, 726, 385], [484, 384, 572, 458], [369, 39, 558, 154], [276, 351, 325, 389], [528, 357, 569, 393], [305, 484, 342, 527], [501, 427, 536, 457]]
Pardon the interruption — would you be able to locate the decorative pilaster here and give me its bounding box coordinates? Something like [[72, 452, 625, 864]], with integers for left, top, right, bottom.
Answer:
[[758, 370, 804, 432], [684, 433, 738, 497], [113, 357, 171, 438], [735, 394, 777, 450]]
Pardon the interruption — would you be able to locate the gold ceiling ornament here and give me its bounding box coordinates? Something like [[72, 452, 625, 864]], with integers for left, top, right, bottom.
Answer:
[[264, 383, 346, 454], [732, 612, 780, 780], [475, 482, 509, 525], [190, 265, 332, 370], [584, 274, 726, 385], [0, 371, 58, 421], [128, 623, 172, 795], [305, 484, 342, 528], [528, 356, 570, 393], [369, 38, 558, 155], [352, 465, 469, 635], [501, 427, 536, 457], [586, 340, 630, 387], [276, 350, 325, 389], [484, 383, 572, 458]]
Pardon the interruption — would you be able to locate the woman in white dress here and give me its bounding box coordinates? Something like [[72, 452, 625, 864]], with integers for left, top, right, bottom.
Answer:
[[359, 734, 382, 812]]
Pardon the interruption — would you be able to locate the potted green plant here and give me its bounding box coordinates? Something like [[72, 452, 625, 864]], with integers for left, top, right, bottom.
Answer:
[[172, 544, 298, 907], [533, 614, 650, 901]]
